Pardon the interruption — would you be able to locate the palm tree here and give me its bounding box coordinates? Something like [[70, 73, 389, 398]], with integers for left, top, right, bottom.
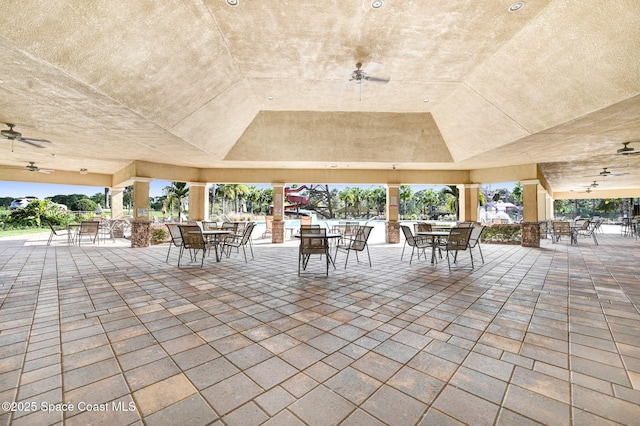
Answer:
[[337, 188, 355, 219], [164, 181, 189, 221], [246, 186, 262, 214], [351, 187, 365, 217], [440, 185, 460, 219], [399, 185, 413, 218]]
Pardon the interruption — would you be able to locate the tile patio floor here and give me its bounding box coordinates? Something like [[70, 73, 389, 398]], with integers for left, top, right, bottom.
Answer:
[[1, 228, 639, 425]]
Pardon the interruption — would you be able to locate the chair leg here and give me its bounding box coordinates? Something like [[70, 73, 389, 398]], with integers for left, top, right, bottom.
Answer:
[[241, 245, 247, 263], [478, 245, 484, 263], [47, 232, 54, 246], [366, 246, 371, 267], [166, 244, 173, 263], [344, 249, 350, 269], [401, 241, 407, 260]]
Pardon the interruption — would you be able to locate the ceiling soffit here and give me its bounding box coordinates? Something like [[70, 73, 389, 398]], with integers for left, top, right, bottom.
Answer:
[[225, 111, 452, 164]]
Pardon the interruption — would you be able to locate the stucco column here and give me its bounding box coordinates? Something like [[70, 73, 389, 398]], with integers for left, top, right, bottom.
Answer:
[[188, 182, 210, 221], [131, 178, 152, 248], [133, 178, 151, 221], [457, 184, 480, 223], [521, 179, 540, 222], [547, 194, 554, 220], [271, 183, 286, 243], [537, 186, 549, 221], [110, 187, 125, 219], [386, 184, 400, 243]]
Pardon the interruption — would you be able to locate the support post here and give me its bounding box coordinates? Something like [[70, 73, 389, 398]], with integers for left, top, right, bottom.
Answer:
[[188, 182, 210, 221], [271, 183, 286, 243], [386, 184, 400, 243], [131, 178, 152, 247]]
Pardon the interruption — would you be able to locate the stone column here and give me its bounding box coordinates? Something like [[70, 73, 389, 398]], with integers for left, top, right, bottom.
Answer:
[[132, 178, 152, 247], [458, 184, 480, 223], [188, 182, 210, 221], [386, 184, 400, 243], [271, 183, 286, 243], [521, 222, 540, 247]]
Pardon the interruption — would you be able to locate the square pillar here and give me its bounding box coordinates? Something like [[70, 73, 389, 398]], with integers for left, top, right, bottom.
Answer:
[[131, 178, 152, 247], [271, 183, 286, 243], [521, 179, 540, 222], [458, 184, 480, 223], [110, 187, 125, 219], [133, 178, 151, 221], [386, 185, 400, 243], [188, 182, 210, 221]]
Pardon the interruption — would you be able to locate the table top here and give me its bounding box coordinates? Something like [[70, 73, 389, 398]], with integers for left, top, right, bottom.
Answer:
[[417, 231, 450, 236], [294, 232, 341, 239], [198, 230, 232, 235]]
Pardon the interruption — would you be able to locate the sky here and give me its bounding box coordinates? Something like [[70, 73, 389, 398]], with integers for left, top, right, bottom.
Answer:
[[0, 180, 517, 200]]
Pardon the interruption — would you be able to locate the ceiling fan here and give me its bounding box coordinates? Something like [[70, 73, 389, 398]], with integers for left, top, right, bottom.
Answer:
[[1, 123, 52, 149], [349, 62, 390, 84], [23, 162, 54, 174], [616, 141, 640, 156], [590, 181, 599, 187], [599, 167, 629, 177]]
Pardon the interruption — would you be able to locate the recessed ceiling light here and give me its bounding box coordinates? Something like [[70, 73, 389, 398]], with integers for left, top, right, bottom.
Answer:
[[371, 0, 384, 9], [226, 0, 238, 6], [267, 96, 274, 101], [509, 2, 525, 12], [79, 168, 88, 175], [422, 99, 430, 103]]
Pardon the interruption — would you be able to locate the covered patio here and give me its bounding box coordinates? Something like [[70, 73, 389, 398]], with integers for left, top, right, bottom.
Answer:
[[1, 229, 639, 425]]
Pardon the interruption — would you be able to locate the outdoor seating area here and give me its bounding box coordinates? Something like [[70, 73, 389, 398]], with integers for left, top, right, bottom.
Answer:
[[1, 229, 639, 425]]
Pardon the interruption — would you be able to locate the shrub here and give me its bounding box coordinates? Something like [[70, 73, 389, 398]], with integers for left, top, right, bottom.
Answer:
[[72, 198, 98, 212], [151, 228, 169, 244], [4, 200, 75, 228]]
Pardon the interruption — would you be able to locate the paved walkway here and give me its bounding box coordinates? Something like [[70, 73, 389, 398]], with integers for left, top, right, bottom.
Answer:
[[0, 229, 639, 425]]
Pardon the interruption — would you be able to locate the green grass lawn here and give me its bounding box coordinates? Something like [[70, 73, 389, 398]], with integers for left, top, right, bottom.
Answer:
[[0, 227, 49, 238]]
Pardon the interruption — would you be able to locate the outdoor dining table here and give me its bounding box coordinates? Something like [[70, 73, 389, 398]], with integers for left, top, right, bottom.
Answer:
[[417, 230, 450, 264], [193, 229, 232, 262]]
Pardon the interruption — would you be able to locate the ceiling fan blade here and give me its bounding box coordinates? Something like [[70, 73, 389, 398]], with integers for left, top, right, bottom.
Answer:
[[367, 76, 390, 83], [18, 139, 47, 148], [362, 61, 383, 74], [20, 137, 51, 143], [38, 169, 54, 174]]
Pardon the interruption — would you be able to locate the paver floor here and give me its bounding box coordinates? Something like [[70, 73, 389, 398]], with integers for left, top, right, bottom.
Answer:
[[0, 229, 639, 425]]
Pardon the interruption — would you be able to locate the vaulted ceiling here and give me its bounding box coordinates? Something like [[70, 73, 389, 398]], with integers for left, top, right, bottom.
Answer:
[[0, 1, 639, 197]]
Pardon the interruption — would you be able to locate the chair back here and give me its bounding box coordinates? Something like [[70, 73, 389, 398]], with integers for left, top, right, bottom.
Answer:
[[300, 228, 327, 255], [446, 227, 473, 250], [265, 216, 273, 231], [201, 221, 218, 230], [300, 216, 312, 227], [414, 222, 432, 233], [240, 222, 255, 244], [344, 221, 359, 237], [166, 223, 183, 246], [468, 226, 485, 248], [79, 221, 99, 236], [351, 226, 373, 251], [552, 221, 571, 236], [178, 225, 207, 250], [457, 221, 474, 228], [221, 221, 239, 232], [400, 225, 417, 247]]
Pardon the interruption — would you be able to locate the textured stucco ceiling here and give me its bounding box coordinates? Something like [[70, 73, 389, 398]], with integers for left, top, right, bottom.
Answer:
[[0, 0, 639, 195]]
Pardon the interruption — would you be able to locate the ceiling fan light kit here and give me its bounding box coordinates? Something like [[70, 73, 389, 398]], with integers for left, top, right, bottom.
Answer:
[[617, 141, 640, 156]]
